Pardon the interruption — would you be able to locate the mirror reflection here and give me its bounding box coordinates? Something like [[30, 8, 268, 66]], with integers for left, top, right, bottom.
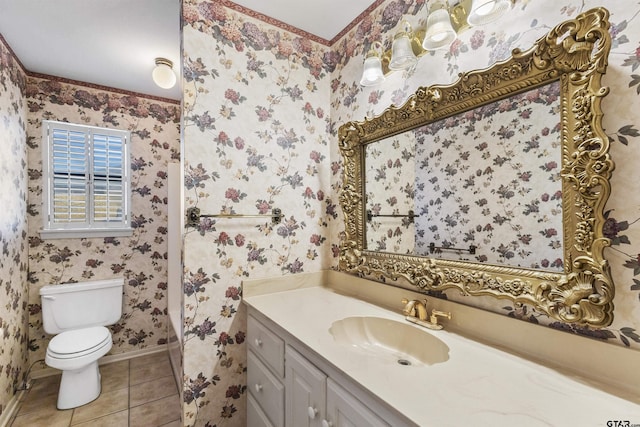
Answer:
[[365, 82, 564, 272]]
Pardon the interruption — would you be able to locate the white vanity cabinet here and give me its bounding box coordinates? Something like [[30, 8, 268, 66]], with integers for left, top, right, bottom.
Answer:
[[247, 314, 285, 427], [285, 346, 390, 427], [247, 310, 410, 427]]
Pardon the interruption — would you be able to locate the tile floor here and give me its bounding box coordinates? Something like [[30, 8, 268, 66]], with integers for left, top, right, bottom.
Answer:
[[10, 351, 181, 427]]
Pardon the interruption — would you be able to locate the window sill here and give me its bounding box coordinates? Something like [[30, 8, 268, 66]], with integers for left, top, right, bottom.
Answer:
[[40, 228, 134, 240]]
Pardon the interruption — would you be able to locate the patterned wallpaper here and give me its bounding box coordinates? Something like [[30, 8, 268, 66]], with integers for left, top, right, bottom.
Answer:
[[181, 1, 333, 424], [0, 37, 29, 417], [25, 78, 181, 370], [363, 80, 565, 269], [364, 130, 417, 254], [413, 82, 563, 270]]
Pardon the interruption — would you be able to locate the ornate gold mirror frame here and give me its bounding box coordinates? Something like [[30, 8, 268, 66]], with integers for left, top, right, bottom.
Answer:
[[338, 8, 614, 327]]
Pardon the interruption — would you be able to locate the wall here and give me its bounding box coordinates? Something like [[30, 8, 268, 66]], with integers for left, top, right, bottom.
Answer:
[[330, 0, 640, 349], [0, 37, 29, 418], [181, 0, 334, 424], [25, 76, 181, 370]]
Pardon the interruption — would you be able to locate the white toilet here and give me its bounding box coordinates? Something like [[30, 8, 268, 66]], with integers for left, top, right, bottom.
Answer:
[[39, 278, 124, 409]]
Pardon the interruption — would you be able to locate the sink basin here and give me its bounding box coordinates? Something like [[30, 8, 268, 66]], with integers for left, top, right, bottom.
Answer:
[[329, 316, 449, 366]]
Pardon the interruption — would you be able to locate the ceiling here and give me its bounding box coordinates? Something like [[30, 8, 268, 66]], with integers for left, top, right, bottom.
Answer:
[[0, 0, 377, 101]]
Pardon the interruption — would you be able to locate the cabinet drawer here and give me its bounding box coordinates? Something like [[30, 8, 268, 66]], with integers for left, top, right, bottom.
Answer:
[[248, 392, 275, 427], [248, 350, 285, 427], [248, 315, 285, 377]]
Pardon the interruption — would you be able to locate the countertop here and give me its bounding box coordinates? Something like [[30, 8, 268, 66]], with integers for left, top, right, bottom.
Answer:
[[243, 273, 640, 427]]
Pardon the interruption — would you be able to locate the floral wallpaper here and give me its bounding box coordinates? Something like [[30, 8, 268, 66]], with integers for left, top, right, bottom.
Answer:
[[0, 37, 29, 418], [364, 130, 416, 254], [414, 82, 563, 270], [182, 1, 333, 425], [25, 77, 180, 370], [330, 0, 640, 348]]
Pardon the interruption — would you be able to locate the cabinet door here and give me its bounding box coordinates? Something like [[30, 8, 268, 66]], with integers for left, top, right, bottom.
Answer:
[[248, 392, 275, 427], [325, 379, 390, 427], [285, 346, 327, 427]]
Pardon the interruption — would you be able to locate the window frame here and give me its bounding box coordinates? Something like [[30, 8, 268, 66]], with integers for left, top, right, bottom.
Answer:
[[40, 120, 133, 239]]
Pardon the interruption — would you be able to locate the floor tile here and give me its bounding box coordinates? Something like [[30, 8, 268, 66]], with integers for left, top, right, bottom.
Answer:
[[17, 385, 59, 415], [70, 386, 129, 425], [130, 355, 172, 386], [71, 409, 129, 426], [100, 360, 130, 392], [26, 374, 61, 399], [129, 351, 169, 369], [11, 406, 73, 427], [129, 394, 181, 426], [130, 375, 178, 407], [10, 352, 180, 427]]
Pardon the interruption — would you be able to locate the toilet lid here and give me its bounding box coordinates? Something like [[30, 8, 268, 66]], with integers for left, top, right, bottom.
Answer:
[[49, 326, 111, 355]]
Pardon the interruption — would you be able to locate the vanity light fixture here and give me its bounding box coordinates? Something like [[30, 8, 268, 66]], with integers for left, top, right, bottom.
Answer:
[[467, 0, 512, 26], [422, 1, 457, 51], [359, 0, 515, 86], [389, 20, 419, 70], [360, 42, 386, 86], [152, 57, 177, 89]]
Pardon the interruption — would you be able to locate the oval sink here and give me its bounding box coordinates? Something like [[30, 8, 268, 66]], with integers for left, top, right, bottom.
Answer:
[[329, 316, 449, 366]]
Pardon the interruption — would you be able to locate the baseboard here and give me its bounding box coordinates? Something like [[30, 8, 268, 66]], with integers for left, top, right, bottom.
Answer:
[[29, 344, 169, 379], [0, 389, 26, 427]]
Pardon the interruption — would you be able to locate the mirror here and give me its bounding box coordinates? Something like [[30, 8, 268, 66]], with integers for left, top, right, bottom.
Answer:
[[364, 82, 564, 272], [338, 8, 615, 327]]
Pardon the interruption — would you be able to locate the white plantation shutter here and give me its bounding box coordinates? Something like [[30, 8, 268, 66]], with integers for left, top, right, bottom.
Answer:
[[92, 132, 125, 222], [51, 127, 89, 223], [42, 120, 132, 238]]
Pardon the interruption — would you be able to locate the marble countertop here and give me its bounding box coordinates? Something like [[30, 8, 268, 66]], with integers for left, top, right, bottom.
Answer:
[[244, 279, 639, 427]]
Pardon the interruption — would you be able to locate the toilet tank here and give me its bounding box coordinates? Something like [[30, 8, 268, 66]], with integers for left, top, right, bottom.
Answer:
[[40, 278, 124, 334]]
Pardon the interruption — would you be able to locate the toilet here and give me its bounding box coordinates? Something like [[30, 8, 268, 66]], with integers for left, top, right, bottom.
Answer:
[[39, 278, 123, 409]]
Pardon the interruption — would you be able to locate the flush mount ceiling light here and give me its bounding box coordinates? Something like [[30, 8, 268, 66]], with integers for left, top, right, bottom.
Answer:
[[152, 57, 177, 89], [360, 0, 515, 86]]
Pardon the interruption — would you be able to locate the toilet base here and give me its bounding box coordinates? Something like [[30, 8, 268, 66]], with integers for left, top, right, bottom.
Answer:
[[56, 361, 102, 409]]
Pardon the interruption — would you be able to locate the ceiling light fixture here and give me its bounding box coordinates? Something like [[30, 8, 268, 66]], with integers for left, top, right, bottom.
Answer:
[[360, 0, 514, 86], [152, 57, 177, 89]]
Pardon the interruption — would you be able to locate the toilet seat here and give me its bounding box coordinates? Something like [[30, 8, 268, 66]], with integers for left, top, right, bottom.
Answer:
[[48, 326, 111, 359]]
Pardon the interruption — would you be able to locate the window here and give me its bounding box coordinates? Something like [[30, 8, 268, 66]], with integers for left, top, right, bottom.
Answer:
[[41, 120, 132, 239]]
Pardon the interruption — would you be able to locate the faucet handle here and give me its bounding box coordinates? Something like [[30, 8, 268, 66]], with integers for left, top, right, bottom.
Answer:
[[429, 309, 451, 326]]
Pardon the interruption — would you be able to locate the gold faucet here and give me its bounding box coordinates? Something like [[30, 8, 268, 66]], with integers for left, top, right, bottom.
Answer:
[[401, 298, 428, 320], [401, 298, 451, 330]]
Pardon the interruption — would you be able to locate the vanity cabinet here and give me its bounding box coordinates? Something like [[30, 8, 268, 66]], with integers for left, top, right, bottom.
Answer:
[[247, 314, 285, 427], [247, 311, 408, 427]]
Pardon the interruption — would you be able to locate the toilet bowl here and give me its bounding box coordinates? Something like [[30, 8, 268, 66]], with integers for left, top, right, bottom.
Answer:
[[40, 279, 123, 409], [45, 326, 113, 409]]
